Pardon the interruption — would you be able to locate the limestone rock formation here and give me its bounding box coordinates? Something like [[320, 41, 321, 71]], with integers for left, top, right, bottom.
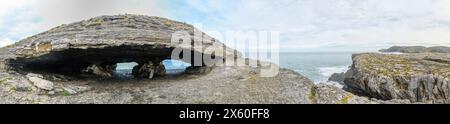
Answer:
[[82, 64, 115, 77], [0, 14, 397, 104], [313, 84, 374, 104], [26, 73, 54, 90], [0, 14, 236, 76], [314, 84, 415, 104], [328, 72, 346, 83], [132, 61, 166, 79], [342, 53, 450, 103], [0, 15, 324, 104], [154, 62, 166, 77]]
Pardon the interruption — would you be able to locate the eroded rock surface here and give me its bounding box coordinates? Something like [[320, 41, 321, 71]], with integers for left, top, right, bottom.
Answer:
[[315, 84, 416, 104], [328, 72, 346, 84], [26, 73, 54, 91], [82, 64, 116, 77], [0, 14, 235, 75], [0, 64, 319, 104], [132, 61, 166, 79], [343, 53, 450, 103]]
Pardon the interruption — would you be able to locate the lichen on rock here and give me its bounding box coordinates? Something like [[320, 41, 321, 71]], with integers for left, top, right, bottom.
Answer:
[[343, 52, 450, 103]]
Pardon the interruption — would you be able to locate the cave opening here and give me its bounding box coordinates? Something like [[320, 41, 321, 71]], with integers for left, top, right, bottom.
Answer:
[[113, 60, 192, 78], [114, 62, 138, 78], [162, 59, 192, 75], [8, 45, 218, 80]]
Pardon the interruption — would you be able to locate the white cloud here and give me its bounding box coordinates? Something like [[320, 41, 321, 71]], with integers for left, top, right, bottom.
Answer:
[[0, 0, 30, 27], [1, 0, 450, 51], [190, 0, 450, 51], [32, 0, 166, 31], [0, 0, 165, 45], [0, 0, 29, 15], [0, 38, 14, 47]]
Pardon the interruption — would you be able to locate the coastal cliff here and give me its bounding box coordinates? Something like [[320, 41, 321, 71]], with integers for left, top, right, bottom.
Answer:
[[343, 52, 450, 103]]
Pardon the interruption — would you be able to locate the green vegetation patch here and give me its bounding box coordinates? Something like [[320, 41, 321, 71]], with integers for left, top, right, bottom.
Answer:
[[163, 20, 173, 27], [339, 95, 353, 104], [61, 89, 71, 96], [309, 86, 318, 103], [0, 77, 12, 83], [86, 19, 105, 27]]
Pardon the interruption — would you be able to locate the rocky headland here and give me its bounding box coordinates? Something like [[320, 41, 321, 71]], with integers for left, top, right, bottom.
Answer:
[[330, 46, 450, 103]]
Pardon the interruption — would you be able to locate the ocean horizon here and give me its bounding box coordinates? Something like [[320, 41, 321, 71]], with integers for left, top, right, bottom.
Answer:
[[279, 52, 353, 84]]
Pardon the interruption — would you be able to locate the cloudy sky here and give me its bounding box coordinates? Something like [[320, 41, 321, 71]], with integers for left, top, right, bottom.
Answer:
[[0, 0, 449, 52]]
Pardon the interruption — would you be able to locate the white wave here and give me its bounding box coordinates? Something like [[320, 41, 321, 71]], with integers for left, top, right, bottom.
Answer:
[[116, 62, 138, 70], [316, 80, 344, 89], [318, 66, 349, 77]]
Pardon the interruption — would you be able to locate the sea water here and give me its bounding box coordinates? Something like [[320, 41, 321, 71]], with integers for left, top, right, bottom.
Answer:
[[115, 60, 192, 77], [115, 52, 354, 86], [279, 52, 353, 86]]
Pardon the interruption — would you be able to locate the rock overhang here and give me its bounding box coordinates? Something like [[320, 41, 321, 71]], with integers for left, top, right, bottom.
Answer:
[[10, 45, 174, 72], [0, 14, 238, 77]]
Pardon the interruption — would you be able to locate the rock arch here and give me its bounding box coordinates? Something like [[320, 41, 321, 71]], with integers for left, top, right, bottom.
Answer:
[[1, 14, 237, 79]]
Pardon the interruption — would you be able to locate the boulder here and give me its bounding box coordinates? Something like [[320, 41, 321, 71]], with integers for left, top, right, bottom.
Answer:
[[328, 72, 346, 83], [26, 73, 54, 90], [62, 87, 77, 95], [7, 78, 33, 92], [132, 62, 155, 79], [154, 62, 166, 77], [132, 61, 166, 79], [82, 64, 115, 77]]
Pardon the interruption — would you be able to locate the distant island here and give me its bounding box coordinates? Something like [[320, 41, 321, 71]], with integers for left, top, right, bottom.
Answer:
[[379, 46, 450, 53]]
